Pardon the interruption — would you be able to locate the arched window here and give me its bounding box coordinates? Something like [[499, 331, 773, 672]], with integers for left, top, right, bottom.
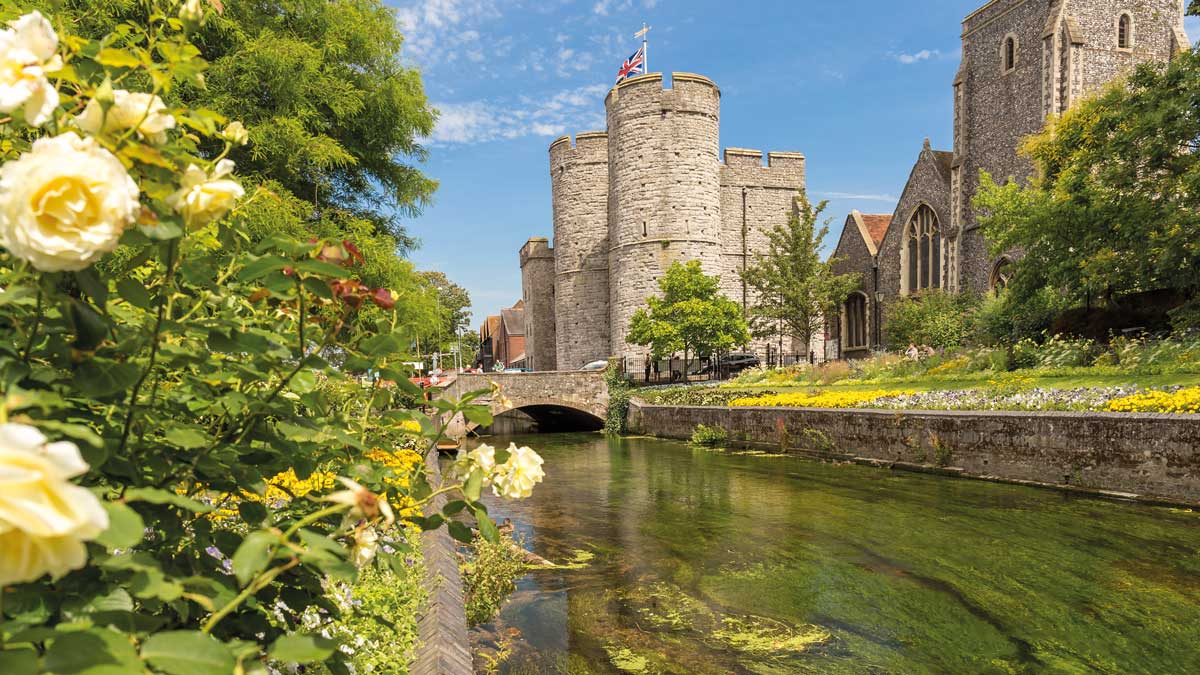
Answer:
[[844, 293, 868, 350], [1003, 35, 1017, 72], [903, 205, 941, 294], [1118, 14, 1132, 49], [990, 257, 1014, 292]]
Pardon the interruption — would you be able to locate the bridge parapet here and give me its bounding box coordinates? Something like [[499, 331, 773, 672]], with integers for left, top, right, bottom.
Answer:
[[439, 371, 609, 436]]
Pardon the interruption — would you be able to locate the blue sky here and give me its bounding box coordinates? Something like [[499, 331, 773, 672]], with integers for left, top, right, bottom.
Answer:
[[390, 0, 1199, 327]]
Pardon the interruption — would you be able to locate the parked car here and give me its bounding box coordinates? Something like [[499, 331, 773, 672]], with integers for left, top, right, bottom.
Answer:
[[692, 353, 760, 376], [579, 360, 609, 372], [503, 367, 532, 373]]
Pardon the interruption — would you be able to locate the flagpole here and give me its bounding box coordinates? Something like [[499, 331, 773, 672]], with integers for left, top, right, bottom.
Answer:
[[643, 22, 649, 73]]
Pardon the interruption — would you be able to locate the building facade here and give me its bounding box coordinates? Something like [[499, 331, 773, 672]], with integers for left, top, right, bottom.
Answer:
[[521, 72, 807, 370], [829, 0, 1189, 356]]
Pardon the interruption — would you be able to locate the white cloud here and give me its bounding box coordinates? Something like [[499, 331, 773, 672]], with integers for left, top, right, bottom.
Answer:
[[430, 84, 610, 145], [815, 191, 899, 203], [593, 0, 655, 16], [895, 49, 940, 65], [395, 0, 501, 61]]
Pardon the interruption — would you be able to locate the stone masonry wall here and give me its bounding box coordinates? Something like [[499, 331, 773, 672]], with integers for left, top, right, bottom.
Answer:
[[628, 402, 1200, 504], [829, 213, 878, 356], [519, 238, 557, 371], [719, 149, 807, 357], [551, 132, 612, 370], [606, 74, 723, 365]]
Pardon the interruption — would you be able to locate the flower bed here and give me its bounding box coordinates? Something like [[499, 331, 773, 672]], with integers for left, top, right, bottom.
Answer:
[[730, 390, 912, 409], [1105, 387, 1200, 414]]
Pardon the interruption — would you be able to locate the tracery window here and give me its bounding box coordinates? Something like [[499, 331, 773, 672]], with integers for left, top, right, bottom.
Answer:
[[844, 293, 868, 350], [990, 257, 1014, 292], [904, 205, 941, 293]]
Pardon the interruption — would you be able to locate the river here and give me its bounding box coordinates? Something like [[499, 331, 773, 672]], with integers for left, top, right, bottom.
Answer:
[[467, 433, 1200, 674]]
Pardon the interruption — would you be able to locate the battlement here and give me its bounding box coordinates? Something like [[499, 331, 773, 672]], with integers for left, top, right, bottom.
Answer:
[[720, 149, 806, 188], [549, 131, 608, 168], [605, 72, 720, 116], [520, 237, 554, 267]]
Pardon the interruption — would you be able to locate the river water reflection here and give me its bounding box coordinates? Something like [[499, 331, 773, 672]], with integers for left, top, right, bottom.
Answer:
[[467, 433, 1200, 674]]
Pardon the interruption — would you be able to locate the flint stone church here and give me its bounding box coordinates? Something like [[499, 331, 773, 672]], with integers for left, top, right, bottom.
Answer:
[[827, 0, 1190, 358]]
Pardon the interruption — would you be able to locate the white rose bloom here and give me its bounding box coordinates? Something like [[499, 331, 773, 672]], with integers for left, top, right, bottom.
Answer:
[[0, 132, 141, 272], [0, 11, 62, 127], [222, 121, 249, 146], [76, 90, 176, 145], [167, 159, 245, 226], [0, 423, 109, 586], [352, 527, 379, 568], [491, 443, 545, 500], [179, 0, 205, 25]]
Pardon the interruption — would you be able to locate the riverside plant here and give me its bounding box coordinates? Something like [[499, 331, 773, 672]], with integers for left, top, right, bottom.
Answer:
[[0, 6, 545, 674]]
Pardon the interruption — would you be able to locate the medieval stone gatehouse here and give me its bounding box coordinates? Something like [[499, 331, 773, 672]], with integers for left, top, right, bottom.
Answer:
[[520, 73, 807, 371], [829, 0, 1190, 358]]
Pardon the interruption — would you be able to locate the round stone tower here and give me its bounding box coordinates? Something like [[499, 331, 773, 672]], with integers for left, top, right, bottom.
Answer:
[[549, 131, 611, 370], [605, 73, 723, 362]]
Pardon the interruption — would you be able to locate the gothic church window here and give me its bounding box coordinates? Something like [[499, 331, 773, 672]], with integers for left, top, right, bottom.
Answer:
[[904, 205, 941, 294], [844, 293, 868, 350], [990, 257, 1014, 292], [1003, 35, 1017, 72], [1118, 14, 1132, 49]]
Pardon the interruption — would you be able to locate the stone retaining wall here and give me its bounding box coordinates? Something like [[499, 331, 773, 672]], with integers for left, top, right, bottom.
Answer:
[[628, 402, 1200, 504], [411, 449, 472, 675]]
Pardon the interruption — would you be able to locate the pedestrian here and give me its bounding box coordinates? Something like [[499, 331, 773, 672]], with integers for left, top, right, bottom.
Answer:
[[906, 343, 920, 360], [652, 358, 660, 382], [644, 354, 652, 383]]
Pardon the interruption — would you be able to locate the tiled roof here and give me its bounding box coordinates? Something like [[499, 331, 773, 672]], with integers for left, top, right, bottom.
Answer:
[[859, 214, 891, 248], [500, 307, 525, 336]]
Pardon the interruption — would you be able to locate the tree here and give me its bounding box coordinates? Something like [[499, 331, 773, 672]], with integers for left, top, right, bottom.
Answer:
[[420, 271, 473, 347], [1189, 1, 1199, 17], [741, 192, 861, 358], [627, 261, 750, 382], [974, 47, 1200, 322]]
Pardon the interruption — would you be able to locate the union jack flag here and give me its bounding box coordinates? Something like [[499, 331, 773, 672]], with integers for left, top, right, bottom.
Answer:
[[615, 46, 645, 84]]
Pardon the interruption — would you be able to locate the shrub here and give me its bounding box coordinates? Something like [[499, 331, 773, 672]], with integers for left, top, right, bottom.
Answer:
[[885, 290, 981, 350], [604, 362, 632, 435], [690, 424, 728, 447], [974, 287, 1068, 345], [462, 531, 530, 626]]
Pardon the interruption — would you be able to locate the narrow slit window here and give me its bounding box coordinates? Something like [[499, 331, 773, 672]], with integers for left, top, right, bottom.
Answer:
[[1118, 15, 1131, 49]]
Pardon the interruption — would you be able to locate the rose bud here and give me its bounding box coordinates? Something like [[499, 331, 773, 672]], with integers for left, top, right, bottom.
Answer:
[[370, 288, 395, 310]]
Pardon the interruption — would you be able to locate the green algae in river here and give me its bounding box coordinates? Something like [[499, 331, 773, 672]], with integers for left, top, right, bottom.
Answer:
[[466, 433, 1200, 674]]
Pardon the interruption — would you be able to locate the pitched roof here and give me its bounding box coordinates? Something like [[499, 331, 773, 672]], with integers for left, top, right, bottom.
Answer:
[[847, 211, 891, 257], [859, 214, 891, 248], [932, 151, 954, 177], [481, 315, 500, 340], [500, 307, 525, 336]]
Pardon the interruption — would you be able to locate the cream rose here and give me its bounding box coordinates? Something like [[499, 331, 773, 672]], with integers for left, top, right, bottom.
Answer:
[[76, 90, 176, 145], [0, 132, 141, 272], [222, 121, 249, 146], [352, 527, 379, 567], [0, 423, 109, 586], [167, 159, 245, 226], [0, 11, 62, 127], [451, 443, 497, 484], [491, 443, 545, 500]]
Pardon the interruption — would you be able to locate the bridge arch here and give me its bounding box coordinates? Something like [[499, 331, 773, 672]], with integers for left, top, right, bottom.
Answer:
[[439, 371, 609, 437]]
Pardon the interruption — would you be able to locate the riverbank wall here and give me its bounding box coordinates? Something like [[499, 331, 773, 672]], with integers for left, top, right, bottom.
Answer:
[[627, 402, 1200, 505]]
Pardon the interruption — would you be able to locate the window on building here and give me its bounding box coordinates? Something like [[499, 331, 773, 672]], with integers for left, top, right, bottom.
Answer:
[[844, 293, 868, 350], [990, 257, 1014, 292], [1118, 14, 1132, 49], [1004, 36, 1016, 71], [904, 205, 941, 293]]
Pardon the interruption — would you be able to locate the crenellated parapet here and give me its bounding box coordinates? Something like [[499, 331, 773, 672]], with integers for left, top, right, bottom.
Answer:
[[549, 131, 609, 172], [719, 148, 806, 190], [519, 237, 553, 267]]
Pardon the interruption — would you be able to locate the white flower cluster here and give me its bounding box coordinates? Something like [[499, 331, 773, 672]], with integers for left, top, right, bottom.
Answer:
[[0, 11, 248, 273], [0, 423, 108, 586], [452, 442, 546, 500]]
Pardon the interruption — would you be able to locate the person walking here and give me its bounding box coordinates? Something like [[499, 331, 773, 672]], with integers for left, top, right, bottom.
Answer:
[[644, 354, 652, 383]]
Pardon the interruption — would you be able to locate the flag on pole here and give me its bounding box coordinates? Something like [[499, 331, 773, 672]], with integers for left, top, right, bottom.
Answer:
[[615, 46, 646, 84]]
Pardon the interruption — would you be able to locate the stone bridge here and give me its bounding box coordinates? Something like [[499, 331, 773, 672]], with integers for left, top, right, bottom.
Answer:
[[439, 371, 609, 436]]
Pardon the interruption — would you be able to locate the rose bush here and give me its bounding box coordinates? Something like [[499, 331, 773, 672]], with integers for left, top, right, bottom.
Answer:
[[0, 5, 541, 674]]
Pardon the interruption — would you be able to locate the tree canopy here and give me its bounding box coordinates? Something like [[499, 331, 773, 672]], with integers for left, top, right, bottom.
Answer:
[[627, 261, 749, 379], [741, 192, 860, 354], [974, 47, 1200, 314]]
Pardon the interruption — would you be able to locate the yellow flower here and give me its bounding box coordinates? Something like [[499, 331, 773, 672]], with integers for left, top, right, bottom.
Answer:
[[76, 90, 176, 145], [0, 424, 108, 586], [221, 121, 249, 146], [730, 390, 906, 409], [0, 132, 140, 272], [167, 160, 245, 227], [0, 11, 61, 127], [491, 443, 545, 500], [1106, 387, 1200, 414]]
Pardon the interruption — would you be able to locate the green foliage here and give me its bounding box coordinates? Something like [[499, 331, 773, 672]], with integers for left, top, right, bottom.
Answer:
[[462, 531, 529, 627], [627, 261, 750, 380], [884, 291, 981, 349], [975, 48, 1200, 309], [419, 270, 473, 350], [973, 287, 1070, 345], [741, 191, 861, 348], [0, 6, 510, 673], [604, 362, 632, 436], [690, 424, 728, 448]]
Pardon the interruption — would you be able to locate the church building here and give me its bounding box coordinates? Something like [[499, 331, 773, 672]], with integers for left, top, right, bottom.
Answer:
[[828, 0, 1190, 358]]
